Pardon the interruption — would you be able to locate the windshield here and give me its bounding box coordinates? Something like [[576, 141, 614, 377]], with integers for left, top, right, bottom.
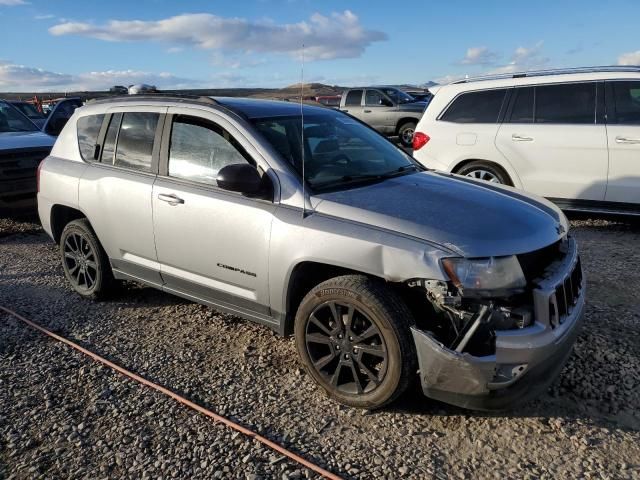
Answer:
[[12, 102, 44, 119], [252, 110, 419, 192], [380, 88, 416, 104], [0, 101, 39, 133]]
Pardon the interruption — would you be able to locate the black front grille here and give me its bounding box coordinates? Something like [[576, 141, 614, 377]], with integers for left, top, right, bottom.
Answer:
[[517, 240, 563, 282], [0, 148, 51, 181], [549, 257, 582, 327]]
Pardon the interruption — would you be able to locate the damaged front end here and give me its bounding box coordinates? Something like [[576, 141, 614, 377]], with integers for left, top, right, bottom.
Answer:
[[407, 236, 585, 410]]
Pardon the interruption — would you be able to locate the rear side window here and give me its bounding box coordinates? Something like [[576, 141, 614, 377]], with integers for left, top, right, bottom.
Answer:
[[77, 114, 105, 161], [345, 90, 363, 106], [535, 83, 596, 124], [440, 89, 507, 123], [114, 112, 159, 172], [168, 116, 249, 185], [612, 81, 640, 124]]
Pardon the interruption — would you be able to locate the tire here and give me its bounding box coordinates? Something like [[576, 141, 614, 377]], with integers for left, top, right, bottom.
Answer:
[[59, 218, 116, 299], [294, 275, 416, 409], [397, 121, 417, 148], [456, 160, 512, 185]]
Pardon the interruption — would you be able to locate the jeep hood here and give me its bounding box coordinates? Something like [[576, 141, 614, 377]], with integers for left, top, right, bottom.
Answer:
[[0, 131, 56, 150], [311, 171, 568, 258]]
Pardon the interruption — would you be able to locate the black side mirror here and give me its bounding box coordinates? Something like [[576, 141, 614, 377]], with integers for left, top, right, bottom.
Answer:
[[217, 163, 264, 195]]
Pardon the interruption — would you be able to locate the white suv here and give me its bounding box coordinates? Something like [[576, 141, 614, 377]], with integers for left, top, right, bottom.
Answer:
[[413, 66, 640, 215]]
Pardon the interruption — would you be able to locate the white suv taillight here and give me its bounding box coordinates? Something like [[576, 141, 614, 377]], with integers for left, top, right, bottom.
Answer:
[[412, 132, 430, 151]]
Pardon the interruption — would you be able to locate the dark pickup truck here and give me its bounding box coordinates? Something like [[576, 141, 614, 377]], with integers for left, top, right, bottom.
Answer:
[[339, 87, 428, 147], [0, 98, 81, 214]]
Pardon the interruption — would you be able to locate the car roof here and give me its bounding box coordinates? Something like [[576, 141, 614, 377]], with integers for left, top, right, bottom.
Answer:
[[84, 94, 335, 119], [439, 66, 640, 95], [214, 96, 331, 119]]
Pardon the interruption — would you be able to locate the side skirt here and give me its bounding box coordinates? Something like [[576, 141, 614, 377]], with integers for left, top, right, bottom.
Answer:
[[549, 198, 640, 217], [112, 268, 282, 334]]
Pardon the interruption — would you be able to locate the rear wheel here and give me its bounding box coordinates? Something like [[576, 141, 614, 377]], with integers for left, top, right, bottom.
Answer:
[[294, 275, 416, 409], [397, 121, 417, 148], [456, 160, 512, 185], [60, 219, 116, 299]]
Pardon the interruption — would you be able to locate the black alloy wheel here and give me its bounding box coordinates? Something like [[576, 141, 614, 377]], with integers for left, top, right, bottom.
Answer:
[[295, 275, 416, 409], [305, 300, 388, 395]]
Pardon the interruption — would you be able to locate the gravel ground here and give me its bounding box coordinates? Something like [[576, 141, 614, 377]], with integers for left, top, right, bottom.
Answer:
[[1, 215, 639, 479]]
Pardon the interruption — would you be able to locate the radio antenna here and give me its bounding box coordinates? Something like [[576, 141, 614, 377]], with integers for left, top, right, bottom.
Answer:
[[300, 43, 306, 219]]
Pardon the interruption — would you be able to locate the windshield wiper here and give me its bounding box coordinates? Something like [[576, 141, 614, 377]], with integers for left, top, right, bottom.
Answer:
[[313, 165, 419, 189]]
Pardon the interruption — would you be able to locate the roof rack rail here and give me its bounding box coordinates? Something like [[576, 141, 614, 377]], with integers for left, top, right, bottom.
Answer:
[[87, 93, 218, 105], [451, 65, 640, 84]]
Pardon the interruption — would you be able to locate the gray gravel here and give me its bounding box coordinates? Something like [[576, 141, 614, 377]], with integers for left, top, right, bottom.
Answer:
[[1, 216, 639, 479]]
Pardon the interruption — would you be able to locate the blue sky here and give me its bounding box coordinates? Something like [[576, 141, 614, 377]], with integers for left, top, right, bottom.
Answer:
[[1, 0, 639, 91]]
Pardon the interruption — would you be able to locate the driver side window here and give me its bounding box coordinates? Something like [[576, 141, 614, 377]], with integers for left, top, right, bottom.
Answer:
[[168, 116, 250, 185], [365, 90, 386, 106]]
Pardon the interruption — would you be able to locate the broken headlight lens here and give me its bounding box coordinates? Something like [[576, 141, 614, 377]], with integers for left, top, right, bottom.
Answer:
[[441, 256, 526, 295]]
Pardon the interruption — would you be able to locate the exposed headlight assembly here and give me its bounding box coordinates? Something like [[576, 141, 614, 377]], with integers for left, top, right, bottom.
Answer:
[[441, 256, 526, 297]]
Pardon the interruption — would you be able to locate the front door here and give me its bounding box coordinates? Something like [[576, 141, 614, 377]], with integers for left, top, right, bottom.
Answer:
[[495, 82, 608, 200], [363, 89, 395, 133], [152, 108, 277, 318], [605, 80, 640, 205]]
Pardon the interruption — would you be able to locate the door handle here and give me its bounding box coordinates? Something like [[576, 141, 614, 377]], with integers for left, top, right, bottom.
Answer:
[[363, 109, 372, 113], [615, 136, 640, 144], [512, 134, 533, 142], [157, 193, 184, 205]]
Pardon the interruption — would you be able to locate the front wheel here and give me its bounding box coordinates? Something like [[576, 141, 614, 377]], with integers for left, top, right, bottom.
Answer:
[[397, 121, 417, 148], [294, 275, 416, 409]]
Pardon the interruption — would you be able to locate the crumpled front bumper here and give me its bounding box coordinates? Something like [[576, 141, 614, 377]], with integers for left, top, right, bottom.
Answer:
[[412, 237, 585, 410]]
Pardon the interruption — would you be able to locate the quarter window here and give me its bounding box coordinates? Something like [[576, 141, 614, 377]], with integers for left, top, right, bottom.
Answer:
[[534, 83, 596, 124], [345, 90, 363, 106], [440, 89, 507, 123], [612, 81, 640, 124], [510, 87, 534, 123], [114, 112, 159, 172], [77, 114, 105, 161], [168, 116, 249, 185], [100, 113, 122, 164]]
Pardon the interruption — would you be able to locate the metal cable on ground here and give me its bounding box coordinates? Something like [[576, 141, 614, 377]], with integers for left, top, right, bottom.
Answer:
[[0, 305, 343, 480]]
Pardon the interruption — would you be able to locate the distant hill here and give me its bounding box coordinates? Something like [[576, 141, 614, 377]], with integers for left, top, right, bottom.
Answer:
[[0, 81, 439, 102]]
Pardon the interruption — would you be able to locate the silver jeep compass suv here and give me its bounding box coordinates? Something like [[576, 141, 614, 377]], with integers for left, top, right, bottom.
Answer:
[[37, 95, 585, 410]]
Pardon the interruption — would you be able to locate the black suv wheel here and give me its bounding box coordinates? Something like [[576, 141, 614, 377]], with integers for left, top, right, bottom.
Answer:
[[294, 275, 416, 409], [60, 219, 116, 299]]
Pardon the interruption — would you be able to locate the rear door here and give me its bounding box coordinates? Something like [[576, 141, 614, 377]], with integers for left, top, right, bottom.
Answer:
[[79, 106, 166, 285], [340, 89, 364, 120], [362, 89, 395, 133], [604, 80, 640, 205], [152, 107, 277, 319], [495, 82, 608, 200]]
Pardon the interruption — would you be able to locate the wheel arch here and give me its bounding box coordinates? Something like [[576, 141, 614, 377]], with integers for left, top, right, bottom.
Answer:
[[283, 261, 383, 336], [452, 158, 521, 188], [50, 204, 88, 244], [395, 117, 420, 134]]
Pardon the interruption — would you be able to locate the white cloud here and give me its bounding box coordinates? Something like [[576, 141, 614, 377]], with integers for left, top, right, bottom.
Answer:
[[34, 14, 55, 20], [617, 50, 640, 66], [0, 61, 200, 91], [459, 46, 499, 66], [485, 41, 549, 75], [0, 0, 27, 5], [49, 11, 386, 61], [511, 41, 546, 65]]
